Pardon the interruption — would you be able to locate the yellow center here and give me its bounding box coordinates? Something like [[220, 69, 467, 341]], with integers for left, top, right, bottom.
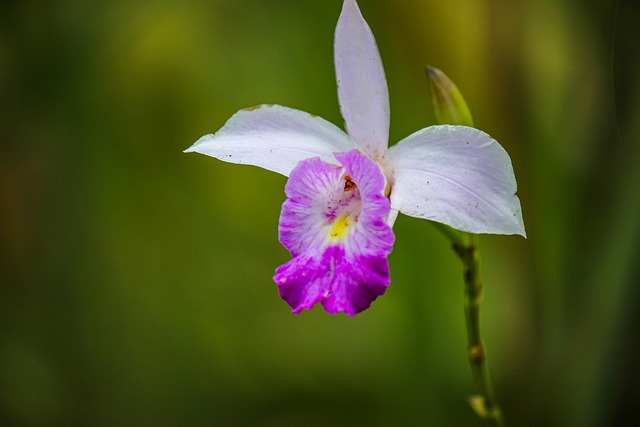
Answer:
[[329, 214, 352, 240]]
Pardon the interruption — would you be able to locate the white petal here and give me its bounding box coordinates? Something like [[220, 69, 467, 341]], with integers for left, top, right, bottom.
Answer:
[[185, 105, 355, 177], [384, 208, 399, 228], [386, 125, 526, 236], [334, 0, 389, 159]]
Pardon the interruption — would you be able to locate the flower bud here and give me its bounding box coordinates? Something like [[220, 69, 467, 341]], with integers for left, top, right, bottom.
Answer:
[[426, 66, 474, 127]]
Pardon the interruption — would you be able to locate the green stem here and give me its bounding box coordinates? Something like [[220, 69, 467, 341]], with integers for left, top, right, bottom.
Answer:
[[436, 226, 504, 426], [426, 66, 503, 424]]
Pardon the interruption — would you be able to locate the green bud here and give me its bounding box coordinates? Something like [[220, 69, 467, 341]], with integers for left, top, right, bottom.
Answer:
[[426, 66, 474, 127]]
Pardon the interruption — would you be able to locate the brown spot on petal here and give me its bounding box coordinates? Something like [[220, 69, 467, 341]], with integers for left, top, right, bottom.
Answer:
[[243, 104, 274, 112]]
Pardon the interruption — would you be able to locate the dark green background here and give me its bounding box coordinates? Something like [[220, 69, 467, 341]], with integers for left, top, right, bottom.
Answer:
[[2, 0, 639, 425]]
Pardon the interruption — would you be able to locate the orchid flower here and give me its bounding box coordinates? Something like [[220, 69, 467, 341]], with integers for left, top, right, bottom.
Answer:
[[186, 0, 525, 315]]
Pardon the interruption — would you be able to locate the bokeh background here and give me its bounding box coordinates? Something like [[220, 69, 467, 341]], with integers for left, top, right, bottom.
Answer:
[[1, 0, 639, 425]]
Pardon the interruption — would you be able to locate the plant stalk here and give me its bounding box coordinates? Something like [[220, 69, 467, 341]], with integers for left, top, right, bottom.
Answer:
[[426, 66, 504, 425], [452, 232, 504, 426]]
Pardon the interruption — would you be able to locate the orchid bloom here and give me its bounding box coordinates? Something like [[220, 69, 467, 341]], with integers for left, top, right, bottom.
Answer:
[[186, 0, 525, 315]]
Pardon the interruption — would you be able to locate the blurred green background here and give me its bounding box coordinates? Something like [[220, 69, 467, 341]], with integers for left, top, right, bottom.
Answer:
[[1, 0, 639, 425]]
